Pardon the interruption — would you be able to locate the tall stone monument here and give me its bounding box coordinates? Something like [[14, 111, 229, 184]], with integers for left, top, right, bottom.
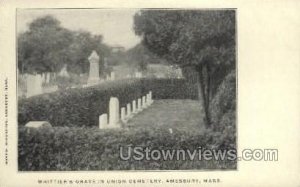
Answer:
[[87, 50, 100, 85], [26, 74, 43, 98]]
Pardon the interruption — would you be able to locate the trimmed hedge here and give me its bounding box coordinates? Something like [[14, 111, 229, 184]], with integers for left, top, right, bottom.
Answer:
[[18, 125, 236, 171], [141, 79, 198, 100], [18, 78, 197, 127], [210, 70, 236, 130]]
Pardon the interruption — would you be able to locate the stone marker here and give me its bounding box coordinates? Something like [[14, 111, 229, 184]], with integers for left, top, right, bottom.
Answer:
[[45, 73, 50, 83], [146, 93, 151, 106], [149, 91, 153, 104], [87, 50, 100, 85], [25, 121, 52, 129], [106, 74, 110, 81], [126, 103, 132, 118], [121, 107, 126, 122], [59, 64, 69, 77], [142, 96, 147, 109], [26, 74, 43, 98], [99, 113, 108, 129], [42, 73, 46, 83], [111, 72, 115, 80], [132, 100, 137, 114], [137, 98, 142, 111], [109, 97, 120, 127], [135, 72, 142, 78]]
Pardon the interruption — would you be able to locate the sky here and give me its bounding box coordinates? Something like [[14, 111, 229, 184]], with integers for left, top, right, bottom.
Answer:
[[17, 9, 141, 49]]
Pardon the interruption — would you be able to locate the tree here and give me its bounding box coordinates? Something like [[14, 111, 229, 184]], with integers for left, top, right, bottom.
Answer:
[[18, 15, 73, 74], [126, 43, 163, 71], [18, 15, 111, 79], [134, 10, 236, 128], [66, 31, 110, 75]]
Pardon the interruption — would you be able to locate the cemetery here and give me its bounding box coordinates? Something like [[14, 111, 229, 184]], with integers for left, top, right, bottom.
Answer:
[[18, 10, 236, 171]]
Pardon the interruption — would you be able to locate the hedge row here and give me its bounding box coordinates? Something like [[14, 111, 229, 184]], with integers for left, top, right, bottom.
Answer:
[[141, 79, 198, 100], [18, 78, 197, 127], [210, 70, 236, 132], [18, 125, 236, 171]]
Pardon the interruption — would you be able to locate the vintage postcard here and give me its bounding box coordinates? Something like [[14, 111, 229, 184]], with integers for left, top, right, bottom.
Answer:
[[0, 0, 299, 186]]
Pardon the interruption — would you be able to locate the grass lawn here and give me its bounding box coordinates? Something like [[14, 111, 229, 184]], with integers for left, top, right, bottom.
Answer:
[[126, 99, 206, 132]]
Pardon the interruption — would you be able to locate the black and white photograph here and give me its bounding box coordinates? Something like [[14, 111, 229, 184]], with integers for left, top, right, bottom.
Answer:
[[1, 0, 300, 186], [17, 9, 236, 171]]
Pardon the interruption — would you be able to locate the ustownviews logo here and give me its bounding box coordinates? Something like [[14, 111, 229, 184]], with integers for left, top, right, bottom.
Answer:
[[119, 146, 278, 162]]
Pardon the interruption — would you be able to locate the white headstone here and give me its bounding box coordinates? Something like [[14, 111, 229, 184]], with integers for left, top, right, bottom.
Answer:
[[42, 73, 46, 83], [121, 107, 126, 122], [142, 96, 147, 108], [149, 91, 153, 104], [111, 72, 115, 80], [106, 74, 110, 81], [25, 121, 52, 129], [132, 100, 137, 113], [109, 97, 120, 127], [87, 50, 100, 85], [137, 98, 142, 111], [146, 93, 150, 106], [126, 103, 132, 117], [135, 72, 142, 78], [99, 113, 108, 129], [26, 74, 43, 98], [45, 73, 50, 83], [59, 64, 69, 77]]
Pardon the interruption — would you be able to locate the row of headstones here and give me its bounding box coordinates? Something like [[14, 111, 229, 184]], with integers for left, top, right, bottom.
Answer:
[[99, 91, 153, 129], [24, 91, 153, 130]]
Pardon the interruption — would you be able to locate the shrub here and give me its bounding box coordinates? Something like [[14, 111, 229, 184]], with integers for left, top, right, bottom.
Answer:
[[18, 78, 198, 127], [18, 125, 236, 171], [141, 78, 198, 99], [210, 70, 236, 148]]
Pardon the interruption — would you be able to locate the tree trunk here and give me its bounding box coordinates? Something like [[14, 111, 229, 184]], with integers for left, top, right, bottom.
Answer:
[[197, 67, 211, 128]]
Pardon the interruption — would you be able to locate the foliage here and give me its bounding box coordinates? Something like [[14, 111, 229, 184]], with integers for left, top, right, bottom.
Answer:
[[18, 79, 197, 127], [210, 70, 236, 133], [134, 10, 235, 67], [18, 16, 73, 74], [134, 10, 236, 128], [18, 15, 111, 76], [18, 125, 236, 171], [126, 43, 165, 71], [141, 78, 197, 99], [67, 31, 111, 75]]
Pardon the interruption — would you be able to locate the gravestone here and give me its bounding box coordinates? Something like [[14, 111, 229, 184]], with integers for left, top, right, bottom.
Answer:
[[26, 74, 43, 98], [106, 74, 110, 81], [59, 64, 69, 77], [99, 113, 108, 129], [121, 107, 126, 122], [45, 73, 50, 83], [142, 96, 147, 108], [111, 72, 115, 80], [42, 73, 46, 83], [137, 98, 142, 111], [87, 50, 100, 85], [132, 100, 137, 113], [109, 97, 120, 127], [146, 93, 150, 106], [25, 121, 52, 129], [149, 91, 153, 104], [126, 103, 132, 118], [135, 72, 142, 78]]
